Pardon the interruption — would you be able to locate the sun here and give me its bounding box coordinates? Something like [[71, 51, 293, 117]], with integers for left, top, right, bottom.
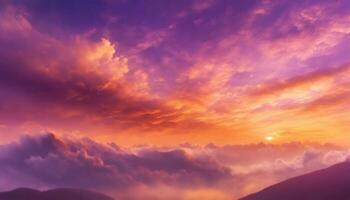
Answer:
[[265, 136, 274, 141]]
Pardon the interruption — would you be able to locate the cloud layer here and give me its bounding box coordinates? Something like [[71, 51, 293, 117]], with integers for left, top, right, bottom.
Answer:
[[0, 133, 349, 199]]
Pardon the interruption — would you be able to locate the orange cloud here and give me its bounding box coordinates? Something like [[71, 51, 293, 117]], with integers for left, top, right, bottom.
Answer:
[[250, 63, 350, 97]]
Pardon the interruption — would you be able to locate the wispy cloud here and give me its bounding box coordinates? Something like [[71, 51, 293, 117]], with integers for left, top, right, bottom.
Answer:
[[0, 0, 349, 145]]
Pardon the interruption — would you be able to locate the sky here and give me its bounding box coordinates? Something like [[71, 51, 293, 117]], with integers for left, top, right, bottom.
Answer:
[[0, 0, 350, 199]]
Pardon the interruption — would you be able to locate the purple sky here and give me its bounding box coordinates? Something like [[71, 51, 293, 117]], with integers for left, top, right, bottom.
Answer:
[[0, 0, 350, 199]]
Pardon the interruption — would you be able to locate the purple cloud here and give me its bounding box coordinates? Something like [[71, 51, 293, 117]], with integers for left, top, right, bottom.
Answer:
[[0, 134, 232, 191], [0, 133, 349, 199]]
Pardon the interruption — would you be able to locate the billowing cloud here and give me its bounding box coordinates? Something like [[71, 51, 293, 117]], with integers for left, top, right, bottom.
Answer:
[[0, 5, 201, 140], [0, 133, 349, 199]]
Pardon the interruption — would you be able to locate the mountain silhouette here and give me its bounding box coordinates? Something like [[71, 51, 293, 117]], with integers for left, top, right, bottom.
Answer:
[[240, 161, 350, 200], [0, 188, 114, 200]]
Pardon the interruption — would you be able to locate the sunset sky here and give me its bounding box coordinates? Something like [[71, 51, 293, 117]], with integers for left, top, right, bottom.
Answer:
[[0, 0, 350, 199]]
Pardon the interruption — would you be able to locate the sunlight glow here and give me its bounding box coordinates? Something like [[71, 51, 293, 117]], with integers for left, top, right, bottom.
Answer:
[[265, 136, 274, 141]]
